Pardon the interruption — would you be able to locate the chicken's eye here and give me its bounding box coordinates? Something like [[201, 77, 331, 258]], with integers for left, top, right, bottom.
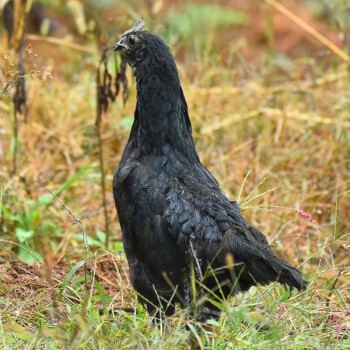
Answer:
[[129, 36, 135, 45]]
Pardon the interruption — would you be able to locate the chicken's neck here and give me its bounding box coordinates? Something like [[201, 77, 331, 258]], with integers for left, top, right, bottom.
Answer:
[[133, 61, 199, 161]]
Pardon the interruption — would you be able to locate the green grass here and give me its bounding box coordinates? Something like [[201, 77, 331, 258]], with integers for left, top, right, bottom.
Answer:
[[0, 257, 348, 349]]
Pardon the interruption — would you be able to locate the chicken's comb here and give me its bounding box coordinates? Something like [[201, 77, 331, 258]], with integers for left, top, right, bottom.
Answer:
[[121, 20, 145, 37]]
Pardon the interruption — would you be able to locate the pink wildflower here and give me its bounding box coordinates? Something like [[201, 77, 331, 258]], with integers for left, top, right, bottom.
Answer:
[[328, 314, 336, 323], [277, 305, 287, 317], [295, 209, 313, 221], [295, 209, 322, 231]]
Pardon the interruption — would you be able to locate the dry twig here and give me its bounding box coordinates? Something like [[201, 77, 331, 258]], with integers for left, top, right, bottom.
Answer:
[[36, 179, 90, 257], [265, 0, 350, 62]]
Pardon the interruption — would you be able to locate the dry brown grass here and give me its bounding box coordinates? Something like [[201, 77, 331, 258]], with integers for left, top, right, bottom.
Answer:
[[0, 1, 349, 348], [1, 0, 349, 295]]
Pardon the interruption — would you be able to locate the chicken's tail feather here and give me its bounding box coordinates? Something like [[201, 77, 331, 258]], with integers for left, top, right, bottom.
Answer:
[[233, 256, 308, 292], [277, 258, 308, 290]]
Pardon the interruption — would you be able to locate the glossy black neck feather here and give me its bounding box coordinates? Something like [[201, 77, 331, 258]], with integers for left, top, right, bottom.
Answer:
[[131, 33, 199, 161]]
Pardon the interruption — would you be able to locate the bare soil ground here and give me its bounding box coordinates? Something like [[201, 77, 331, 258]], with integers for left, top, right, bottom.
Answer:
[[0, 254, 133, 320]]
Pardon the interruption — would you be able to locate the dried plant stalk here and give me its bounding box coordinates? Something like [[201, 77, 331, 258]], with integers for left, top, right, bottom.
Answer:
[[96, 48, 129, 247], [5, 0, 30, 176]]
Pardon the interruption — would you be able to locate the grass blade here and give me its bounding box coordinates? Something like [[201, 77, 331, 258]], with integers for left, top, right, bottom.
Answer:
[[94, 280, 109, 315], [58, 260, 86, 300], [40, 164, 91, 208]]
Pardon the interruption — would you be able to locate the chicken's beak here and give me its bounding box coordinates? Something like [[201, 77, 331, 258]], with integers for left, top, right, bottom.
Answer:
[[113, 38, 127, 51]]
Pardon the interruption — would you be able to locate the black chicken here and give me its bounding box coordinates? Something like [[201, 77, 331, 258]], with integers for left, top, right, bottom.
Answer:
[[113, 21, 307, 320]]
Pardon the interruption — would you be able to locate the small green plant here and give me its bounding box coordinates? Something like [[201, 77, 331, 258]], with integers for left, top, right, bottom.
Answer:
[[0, 165, 91, 263], [1, 197, 50, 263]]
